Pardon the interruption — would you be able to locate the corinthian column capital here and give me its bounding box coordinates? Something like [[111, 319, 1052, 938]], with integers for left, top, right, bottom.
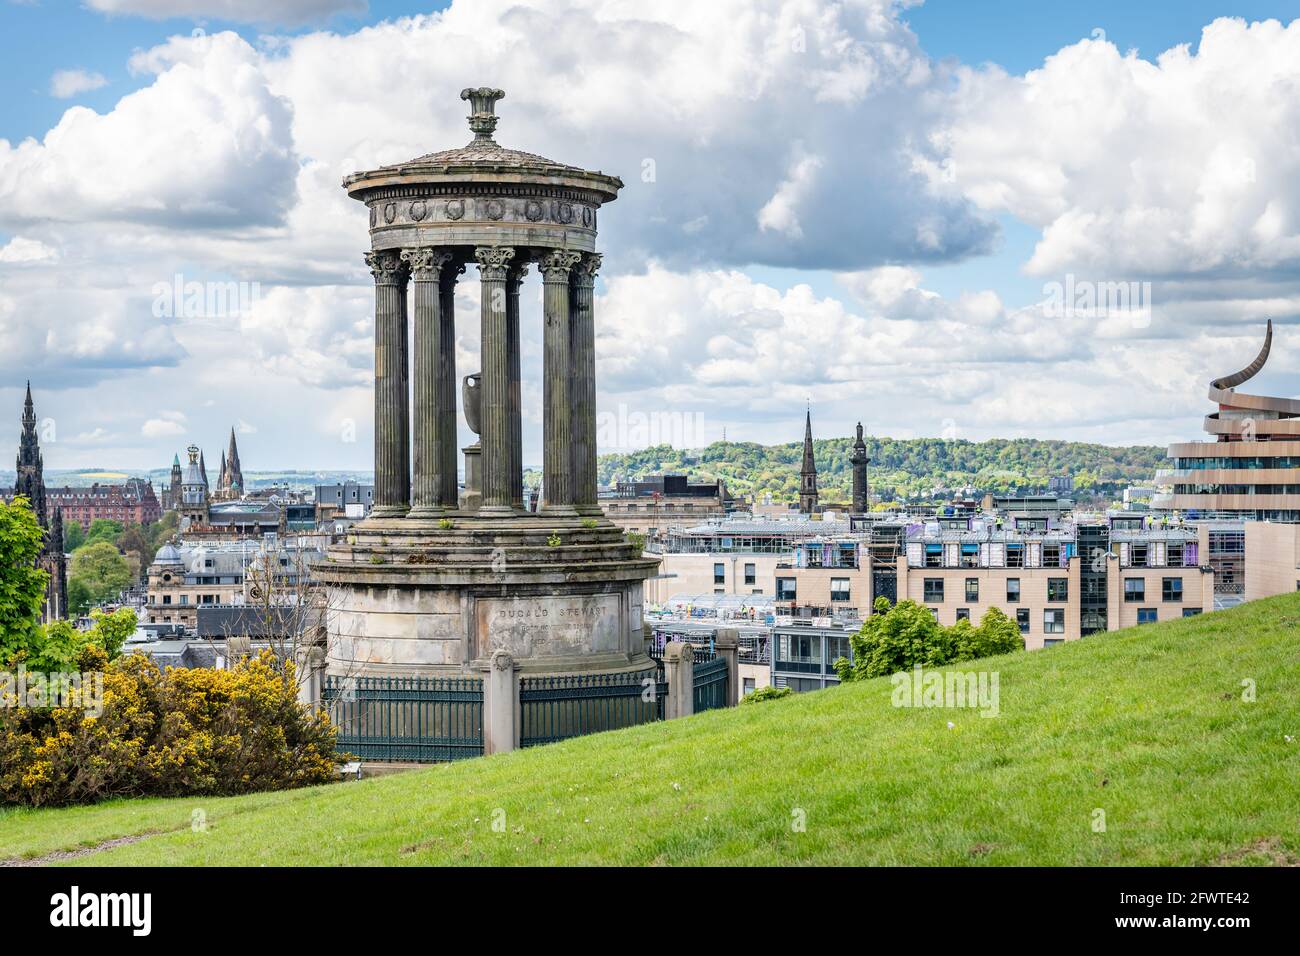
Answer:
[[572, 252, 602, 288], [474, 245, 516, 280], [365, 250, 405, 285], [401, 247, 454, 281], [506, 262, 530, 293], [539, 250, 582, 282]]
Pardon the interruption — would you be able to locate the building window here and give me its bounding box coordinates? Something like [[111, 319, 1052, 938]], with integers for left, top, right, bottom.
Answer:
[[1137, 608, 1158, 624], [1047, 578, 1068, 602], [1016, 608, 1030, 633], [162, 595, 171, 605], [779, 634, 817, 664], [1162, 577, 1183, 602], [831, 578, 851, 602], [825, 635, 850, 667], [1124, 578, 1145, 602], [714, 563, 725, 585], [923, 578, 944, 603], [1006, 578, 1020, 603], [1044, 609, 1065, 633], [1043, 544, 1060, 567], [1130, 544, 1148, 568], [776, 577, 797, 601], [1043, 638, 1064, 647], [965, 578, 979, 602], [956, 608, 970, 622], [1006, 546, 1024, 568], [927, 607, 939, 621], [1182, 607, 1202, 617], [744, 563, 756, 585]]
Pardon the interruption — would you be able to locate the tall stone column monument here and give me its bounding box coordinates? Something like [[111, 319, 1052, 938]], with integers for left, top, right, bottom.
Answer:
[[318, 88, 659, 678]]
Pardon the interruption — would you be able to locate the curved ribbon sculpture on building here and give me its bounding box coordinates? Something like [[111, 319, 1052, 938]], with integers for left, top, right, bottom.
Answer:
[[1204, 320, 1300, 438]]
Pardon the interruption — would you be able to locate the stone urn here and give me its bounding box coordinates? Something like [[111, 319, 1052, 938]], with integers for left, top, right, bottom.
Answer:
[[463, 372, 482, 436]]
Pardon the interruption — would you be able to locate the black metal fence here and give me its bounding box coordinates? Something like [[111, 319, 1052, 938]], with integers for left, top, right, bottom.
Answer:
[[323, 674, 484, 763], [520, 669, 667, 748], [323, 653, 731, 762], [693, 655, 728, 713]]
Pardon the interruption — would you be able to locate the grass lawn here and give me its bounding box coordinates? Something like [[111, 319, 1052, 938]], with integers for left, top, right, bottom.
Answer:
[[2, 592, 1298, 866]]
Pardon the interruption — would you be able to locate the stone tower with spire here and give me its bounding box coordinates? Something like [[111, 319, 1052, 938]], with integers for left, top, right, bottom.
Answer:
[[168, 453, 183, 511], [180, 444, 210, 526], [15, 383, 46, 522], [218, 427, 244, 499], [14, 383, 66, 621], [851, 422, 871, 513], [799, 408, 819, 514]]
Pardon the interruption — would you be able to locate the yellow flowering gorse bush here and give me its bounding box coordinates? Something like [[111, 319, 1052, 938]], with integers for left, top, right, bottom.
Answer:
[[0, 648, 339, 806]]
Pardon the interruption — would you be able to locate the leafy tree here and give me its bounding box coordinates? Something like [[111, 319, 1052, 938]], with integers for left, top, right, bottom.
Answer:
[[67, 578, 94, 619], [0, 497, 50, 666], [116, 523, 152, 582], [834, 598, 956, 680], [834, 599, 1023, 682], [67, 542, 133, 616], [148, 510, 178, 548], [954, 607, 1023, 662], [84, 519, 124, 548], [62, 520, 85, 552], [30, 607, 137, 672]]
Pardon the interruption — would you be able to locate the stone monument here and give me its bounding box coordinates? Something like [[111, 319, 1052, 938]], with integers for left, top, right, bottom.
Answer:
[[317, 87, 659, 678]]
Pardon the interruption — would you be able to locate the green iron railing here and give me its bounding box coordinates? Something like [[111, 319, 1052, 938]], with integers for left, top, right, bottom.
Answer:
[[520, 669, 667, 747], [323, 674, 483, 762], [693, 655, 729, 714]]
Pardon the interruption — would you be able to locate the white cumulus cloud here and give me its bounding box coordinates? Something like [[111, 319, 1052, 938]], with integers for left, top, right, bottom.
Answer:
[[49, 69, 108, 99], [938, 17, 1300, 279]]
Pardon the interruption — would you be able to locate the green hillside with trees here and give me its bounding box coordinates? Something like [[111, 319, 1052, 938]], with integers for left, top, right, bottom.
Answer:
[[597, 436, 1166, 505]]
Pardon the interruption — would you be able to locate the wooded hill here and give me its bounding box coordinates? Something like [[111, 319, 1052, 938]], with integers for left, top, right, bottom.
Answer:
[[597, 436, 1166, 505]]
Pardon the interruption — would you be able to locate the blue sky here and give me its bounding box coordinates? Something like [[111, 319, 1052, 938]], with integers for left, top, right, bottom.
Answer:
[[2, 0, 1299, 471], [7, 0, 1294, 146]]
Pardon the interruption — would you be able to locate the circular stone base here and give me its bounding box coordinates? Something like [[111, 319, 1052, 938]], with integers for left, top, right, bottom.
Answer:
[[315, 512, 660, 678]]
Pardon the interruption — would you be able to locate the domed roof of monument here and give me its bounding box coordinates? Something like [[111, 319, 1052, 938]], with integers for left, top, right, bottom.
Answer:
[[344, 88, 622, 202], [154, 543, 183, 565]]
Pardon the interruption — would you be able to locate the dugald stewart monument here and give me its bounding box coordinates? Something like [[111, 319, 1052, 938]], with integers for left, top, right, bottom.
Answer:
[[317, 88, 658, 680]]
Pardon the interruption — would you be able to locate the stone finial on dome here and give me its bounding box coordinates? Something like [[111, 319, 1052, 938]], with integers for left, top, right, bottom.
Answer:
[[461, 87, 505, 145]]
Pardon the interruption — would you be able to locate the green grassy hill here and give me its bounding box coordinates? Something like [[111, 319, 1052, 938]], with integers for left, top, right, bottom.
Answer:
[[597, 436, 1165, 505], [2, 593, 1298, 866]]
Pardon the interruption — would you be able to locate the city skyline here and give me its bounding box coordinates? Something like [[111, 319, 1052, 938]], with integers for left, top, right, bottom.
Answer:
[[3, 1, 1300, 470]]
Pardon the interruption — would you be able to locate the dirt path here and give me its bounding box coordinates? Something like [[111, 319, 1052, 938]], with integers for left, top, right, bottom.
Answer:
[[0, 830, 166, 867]]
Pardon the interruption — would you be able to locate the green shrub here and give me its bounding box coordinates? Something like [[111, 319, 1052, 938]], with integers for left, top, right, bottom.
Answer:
[[834, 598, 1023, 682], [740, 686, 792, 705], [953, 606, 1022, 662], [0, 650, 340, 807]]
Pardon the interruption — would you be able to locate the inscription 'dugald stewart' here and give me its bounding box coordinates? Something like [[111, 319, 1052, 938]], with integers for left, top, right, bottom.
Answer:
[[476, 594, 623, 660]]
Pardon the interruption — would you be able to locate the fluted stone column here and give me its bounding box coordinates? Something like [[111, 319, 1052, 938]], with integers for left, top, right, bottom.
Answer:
[[540, 250, 581, 514], [505, 262, 528, 512], [475, 245, 516, 516], [402, 247, 455, 518], [366, 250, 410, 517], [570, 253, 601, 515], [438, 262, 465, 509]]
